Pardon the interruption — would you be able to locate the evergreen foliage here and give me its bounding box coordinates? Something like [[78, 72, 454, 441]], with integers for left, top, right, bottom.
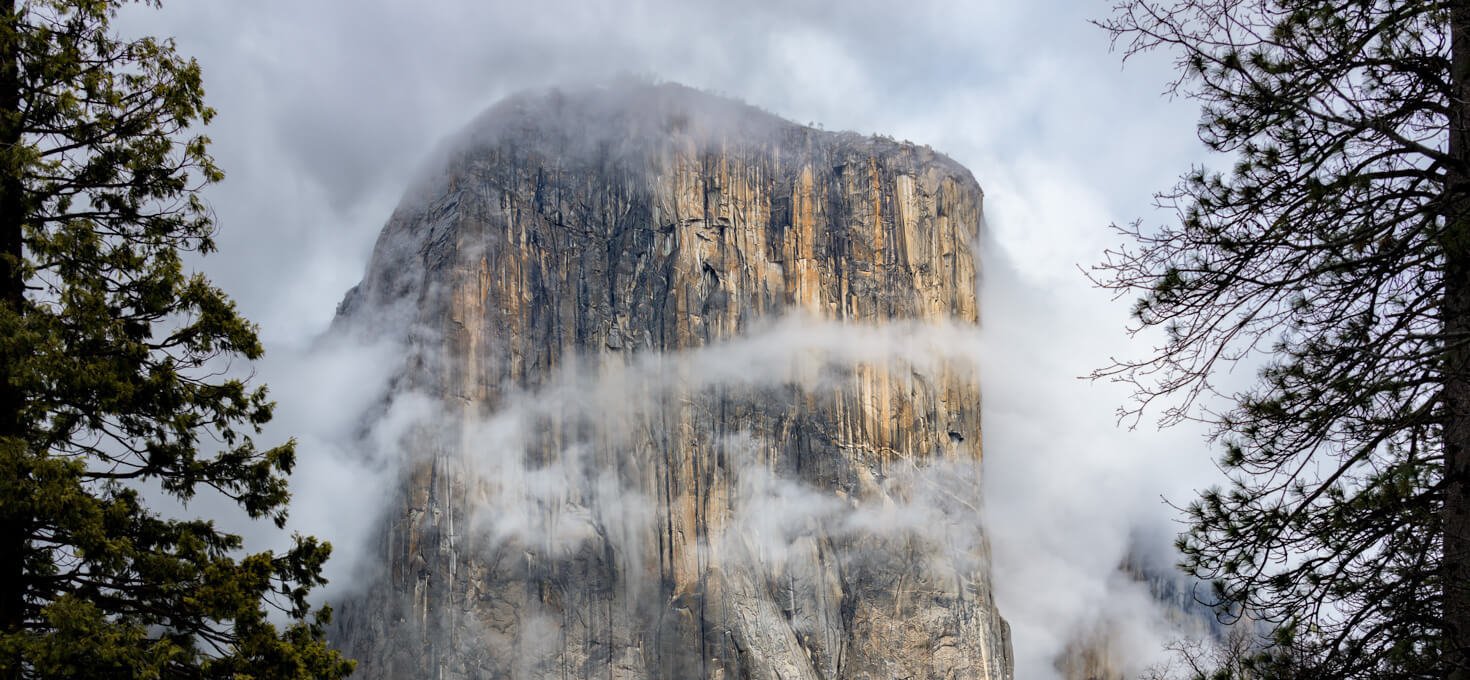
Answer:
[[1094, 1, 1470, 678], [0, 1, 353, 677], [1095, 1, 1470, 678]]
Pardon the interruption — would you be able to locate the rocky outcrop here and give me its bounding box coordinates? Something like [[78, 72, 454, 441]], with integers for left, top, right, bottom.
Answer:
[[330, 83, 1011, 680], [1056, 550, 1226, 680]]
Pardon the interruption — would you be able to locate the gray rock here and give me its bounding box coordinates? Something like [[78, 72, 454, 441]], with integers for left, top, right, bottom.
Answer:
[[330, 82, 1012, 680]]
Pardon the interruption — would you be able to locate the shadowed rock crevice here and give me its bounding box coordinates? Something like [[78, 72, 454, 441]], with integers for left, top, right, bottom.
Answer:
[[330, 82, 1012, 680]]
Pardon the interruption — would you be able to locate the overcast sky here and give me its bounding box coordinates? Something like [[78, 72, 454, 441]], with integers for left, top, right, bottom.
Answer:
[[114, 2, 1228, 678]]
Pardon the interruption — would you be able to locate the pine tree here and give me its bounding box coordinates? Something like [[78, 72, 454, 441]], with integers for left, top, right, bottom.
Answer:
[[0, 2, 353, 677], [1094, 1, 1470, 679]]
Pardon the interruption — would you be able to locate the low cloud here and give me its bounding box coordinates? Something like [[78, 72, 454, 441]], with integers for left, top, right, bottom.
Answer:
[[107, 1, 1234, 675], [254, 258, 1224, 677]]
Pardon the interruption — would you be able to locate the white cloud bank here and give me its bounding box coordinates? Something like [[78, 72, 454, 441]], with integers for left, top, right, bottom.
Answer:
[[109, 2, 1235, 678]]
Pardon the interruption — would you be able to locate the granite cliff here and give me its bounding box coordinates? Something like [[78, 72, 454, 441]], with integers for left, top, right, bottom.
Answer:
[[1058, 551, 1235, 680], [329, 83, 1012, 680]]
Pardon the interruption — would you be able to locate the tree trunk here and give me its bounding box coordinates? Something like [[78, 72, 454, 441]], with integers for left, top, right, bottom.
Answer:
[[0, 1, 23, 679], [1443, 5, 1470, 680]]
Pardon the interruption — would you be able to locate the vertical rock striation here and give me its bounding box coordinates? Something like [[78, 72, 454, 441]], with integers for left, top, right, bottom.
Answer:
[[330, 83, 1011, 680]]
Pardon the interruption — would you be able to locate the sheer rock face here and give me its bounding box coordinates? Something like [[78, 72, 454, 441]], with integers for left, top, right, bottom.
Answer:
[[330, 84, 1012, 680]]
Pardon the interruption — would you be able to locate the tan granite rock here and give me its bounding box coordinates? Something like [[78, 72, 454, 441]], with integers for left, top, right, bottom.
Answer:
[[330, 83, 1011, 680]]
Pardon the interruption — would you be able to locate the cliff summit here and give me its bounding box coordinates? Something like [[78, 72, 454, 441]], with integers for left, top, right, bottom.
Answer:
[[330, 82, 1010, 680]]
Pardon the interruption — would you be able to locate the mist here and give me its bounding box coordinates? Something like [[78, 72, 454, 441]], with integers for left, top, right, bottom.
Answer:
[[234, 219, 1222, 680], [107, 2, 1237, 678]]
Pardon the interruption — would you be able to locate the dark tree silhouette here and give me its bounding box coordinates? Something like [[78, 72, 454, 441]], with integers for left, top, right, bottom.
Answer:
[[1094, 1, 1470, 678]]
